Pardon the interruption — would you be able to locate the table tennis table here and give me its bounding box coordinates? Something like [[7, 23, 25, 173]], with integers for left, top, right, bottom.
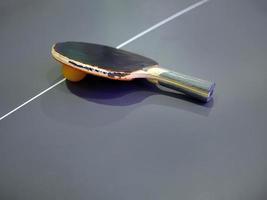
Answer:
[[1, 0, 267, 199]]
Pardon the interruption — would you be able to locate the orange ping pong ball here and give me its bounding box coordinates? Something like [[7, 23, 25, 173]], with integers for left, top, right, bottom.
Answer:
[[62, 64, 86, 82]]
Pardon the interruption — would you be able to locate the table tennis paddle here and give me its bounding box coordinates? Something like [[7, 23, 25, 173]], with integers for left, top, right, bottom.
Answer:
[[51, 42, 215, 102]]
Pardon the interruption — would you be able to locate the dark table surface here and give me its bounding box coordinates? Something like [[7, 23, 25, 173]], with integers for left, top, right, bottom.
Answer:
[[1, 0, 267, 199]]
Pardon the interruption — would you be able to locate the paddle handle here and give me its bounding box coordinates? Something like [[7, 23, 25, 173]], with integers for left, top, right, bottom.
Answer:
[[146, 67, 215, 102]]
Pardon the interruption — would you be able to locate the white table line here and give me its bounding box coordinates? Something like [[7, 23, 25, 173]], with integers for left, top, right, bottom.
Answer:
[[0, 78, 66, 121], [116, 0, 209, 49], [0, 0, 209, 121]]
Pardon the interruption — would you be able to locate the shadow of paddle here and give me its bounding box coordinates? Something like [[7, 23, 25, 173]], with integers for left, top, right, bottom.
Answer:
[[66, 75, 214, 113], [40, 73, 214, 128]]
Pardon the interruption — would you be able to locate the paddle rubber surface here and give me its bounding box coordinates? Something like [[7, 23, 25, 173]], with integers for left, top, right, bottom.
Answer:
[[54, 42, 158, 72]]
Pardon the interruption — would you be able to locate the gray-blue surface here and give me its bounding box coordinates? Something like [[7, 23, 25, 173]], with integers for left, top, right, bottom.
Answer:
[[1, 0, 267, 199]]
